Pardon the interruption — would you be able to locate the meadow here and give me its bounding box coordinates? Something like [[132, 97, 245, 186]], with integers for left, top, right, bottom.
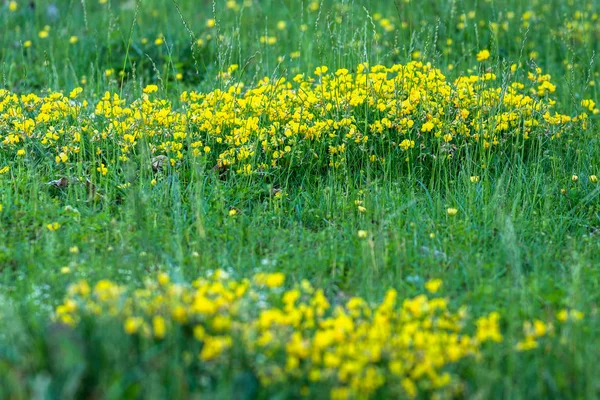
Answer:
[[1, 0, 600, 398]]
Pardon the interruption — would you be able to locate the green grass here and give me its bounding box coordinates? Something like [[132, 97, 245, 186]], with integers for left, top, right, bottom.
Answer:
[[2, 0, 600, 398]]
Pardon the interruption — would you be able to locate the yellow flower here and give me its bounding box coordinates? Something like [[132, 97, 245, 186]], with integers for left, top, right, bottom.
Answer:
[[421, 121, 435, 132], [532, 320, 547, 336], [143, 84, 159, 94], [9, 1, 17, 11], [254, 272, 285, 288], [228, 209, 238, 216], [206, 19, 216, 28], [571, 174, 579, 182], [156, 273, 169, 287], [446, 208, 458, 216], [590, 175, 598, 183], [558, 309, 584, 322], [97, 163, 108, 176], [399, 139, 415, 150], [69, 87, 83, 98], [55, 152, 68, 163], [581, 99, 596, 112], [193, 325, 206, 340], [516, 337, 538, 351], [69, 36, 79, 44], [124, 317, 143, 335], [153, 316, 166, 339], [266, 273, 285, 288], [38, 31, 49, 39], [24, 40, 32, 48], [330, 387, 350, 400], [476, 49, 490, 62], [402, 378, 417, 398], [425, 279, 443, 294], [46, 222, 61, 231], [199, 336, 231, 360], [476, 312, 503, 343], [314, 66, 328, 76], [357, 230, 368, 239]]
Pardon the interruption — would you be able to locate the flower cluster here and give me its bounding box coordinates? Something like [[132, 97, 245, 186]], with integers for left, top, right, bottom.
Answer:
[[56, 272, 503, 398], [516, 309, 584, 352], [0, 62, 590, 184]]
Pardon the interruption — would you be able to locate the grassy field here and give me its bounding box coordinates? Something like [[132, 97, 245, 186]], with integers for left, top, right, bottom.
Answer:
[[1, 0, 600, 398]]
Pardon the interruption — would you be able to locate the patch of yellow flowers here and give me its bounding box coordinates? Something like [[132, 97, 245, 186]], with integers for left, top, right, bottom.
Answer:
[[0, 62, 592, 180], [55, 271, 504, 399], [516, 309, 584, 352]]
